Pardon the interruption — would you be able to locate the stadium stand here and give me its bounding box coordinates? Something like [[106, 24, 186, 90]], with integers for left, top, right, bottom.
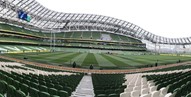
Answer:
[[0, 62, 83, 97], [0, 23, 146, 52], [120, 67, 191, 97], [92, 74, 126, 97], [1, 0, 191, 97]]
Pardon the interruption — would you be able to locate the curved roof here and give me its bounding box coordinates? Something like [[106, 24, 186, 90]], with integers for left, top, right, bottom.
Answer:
[[0, 0, 191, 45]]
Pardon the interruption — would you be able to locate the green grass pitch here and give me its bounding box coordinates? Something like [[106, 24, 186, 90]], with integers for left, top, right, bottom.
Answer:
[[4, 52, 191, 69]]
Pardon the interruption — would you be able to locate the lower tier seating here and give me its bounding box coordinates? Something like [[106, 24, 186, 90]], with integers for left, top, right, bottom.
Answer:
[[0, 62, 83, 97], [92, 74, 126, 97]]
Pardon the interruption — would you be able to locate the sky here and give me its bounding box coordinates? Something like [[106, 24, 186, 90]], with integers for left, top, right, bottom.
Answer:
[[36, 0, 191, 38]]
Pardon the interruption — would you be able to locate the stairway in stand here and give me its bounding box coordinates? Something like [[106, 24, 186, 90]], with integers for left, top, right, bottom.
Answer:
[[71, 74, 95, 97]]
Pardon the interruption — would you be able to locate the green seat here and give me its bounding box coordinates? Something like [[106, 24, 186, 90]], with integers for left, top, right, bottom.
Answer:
[[1, 75, 7, 81], [97, 94, 108, 97], [39, 91, 50, 97], [115, 88, 123, 94], [30, 82, 39, 90], [7, 77, 14, 85], [0, 81, 7, 94], [33, 79, 39, 83], [108, 93, 119, 97], [39, 81, 46, 86], [29, 87, 39, 97], [55, 85, 63, 90], [105, 89, 115, 95], [13, 80, 20, 90], [21, 84, 29, 95], [7, 85, 16, 97], [63, 86, 72, 96], [23, 79, 30, 85], [174, 88, 181, 97], [18, 77, 24, 83], [48, 88, 57, 95], [0, 94, 4, 97], [95, 90, 105, 95], [16, 90, 26, 97], [58, 90, 68, 97], [51, 95, 60, 97], [47, 83, 54, 88], [59, 82, 66, 87], [39, 85, 48, 92], [186, 93, 191, 97]]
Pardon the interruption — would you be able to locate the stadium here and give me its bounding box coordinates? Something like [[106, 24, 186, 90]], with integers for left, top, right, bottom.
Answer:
[[0, 0, 191, 97]]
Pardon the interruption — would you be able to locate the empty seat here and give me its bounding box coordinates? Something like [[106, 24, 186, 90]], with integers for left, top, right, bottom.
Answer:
[[159, 87, 168, 97], [134, 86, 141, 91], [13, 80, 20, 90], [151, 91, 160, 97], [29, 87, 39, 97], [125, 87, 133, 92], [185, 93, 191, 97], [39, 85, 48, 92], [120, 92, 130, 97], [148, 83, 155, 87], [51, 95, 60, 97], [7, 85, 16, 97], [0, 93, 4, 97], [141, 88, 149, 95], [63, 86, 72, 96], [140, 94, 151, 97], [147, 81, 153, 84], [127, 84, 135, 88], [58, 90, 68, 97], [164, 93, 172, 97], [55, 85, 63, 90], [16, 90, 26, 97], [48, 88, 57, 95], [108, 93, 119, 97], [142, 85, 148, 89], [20, 84, 29, 95], [150, 86, 157, 93], [131, 90, 141, 97], [97, 94, 108, 97], [115, 88, 123, 94], [0, 80, 7, 94], [105, 89, 115, 95], [39, 91, 50, 97], [142, 77, 147, 84]]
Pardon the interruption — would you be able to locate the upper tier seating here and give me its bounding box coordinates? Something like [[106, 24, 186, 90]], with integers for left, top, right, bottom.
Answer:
[[0, 23, 142, 43]]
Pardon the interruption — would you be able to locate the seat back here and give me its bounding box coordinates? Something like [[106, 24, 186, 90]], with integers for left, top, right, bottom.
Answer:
[[159, 87, 168, 97], [58, 90, 68, 97], [151, 91, 160, 97], [120, 92, 130, 97], [140, 94, 151, 97], [39, 91, 50, 97], [150, 86, 157, 93], [141, 88, 149, 95], [131, 90, 141, 97]]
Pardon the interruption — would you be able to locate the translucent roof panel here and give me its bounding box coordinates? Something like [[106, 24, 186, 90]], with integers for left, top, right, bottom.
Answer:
[[0, 0, 190, 44]]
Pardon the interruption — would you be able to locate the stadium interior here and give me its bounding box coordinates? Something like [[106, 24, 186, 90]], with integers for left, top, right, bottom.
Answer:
[[0, 0, 191, 97]]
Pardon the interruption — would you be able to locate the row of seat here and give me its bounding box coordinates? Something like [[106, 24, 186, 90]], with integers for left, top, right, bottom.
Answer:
[[0, 63, 84, 97], [143, 68, 191, 97], [121, 74, 159, 97], [145, 64, 191, 73], [92, 74, 126, 97]]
